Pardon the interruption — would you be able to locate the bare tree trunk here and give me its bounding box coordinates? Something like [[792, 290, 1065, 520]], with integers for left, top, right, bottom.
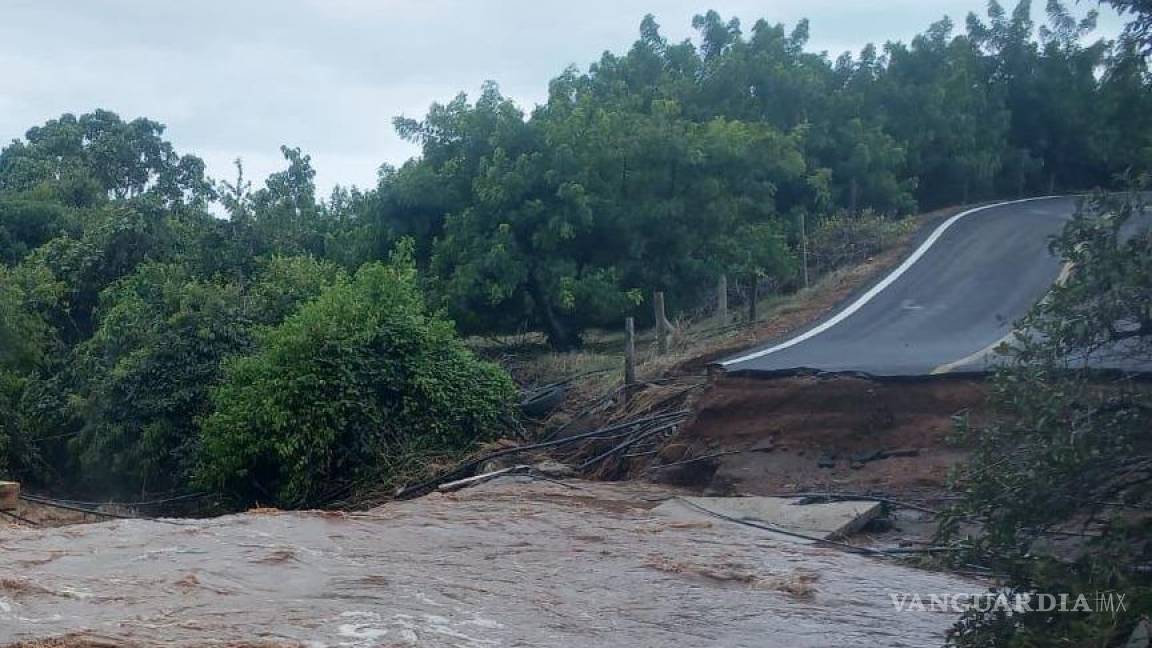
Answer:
[[748, 276, 759, 324], [624, 317, 636, 390], [717, 275, 728, 325], [654, 291, 669, 355], [530, 276, 581, 351]]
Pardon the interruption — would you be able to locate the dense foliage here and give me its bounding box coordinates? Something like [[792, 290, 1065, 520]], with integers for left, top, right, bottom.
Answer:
[[946, 185, 1152, 646], [0, 1, 1149, 509], [369, 0, 1152, 348], [198, 248, 514, 508]]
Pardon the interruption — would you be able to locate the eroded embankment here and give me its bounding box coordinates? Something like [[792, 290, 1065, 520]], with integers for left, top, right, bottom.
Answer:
[[660, 374, 990, 498], [0, 480, 974, 647]]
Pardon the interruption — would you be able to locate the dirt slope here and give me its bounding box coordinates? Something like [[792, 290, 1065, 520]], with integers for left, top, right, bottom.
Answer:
[[655, 375, 989, 499]]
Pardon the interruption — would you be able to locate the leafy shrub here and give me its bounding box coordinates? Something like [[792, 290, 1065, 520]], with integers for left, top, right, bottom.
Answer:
[[61, 256, 342, 497], [945, 188, 1152, 646], [807, 209, 915, 276], [197, 246, 515, 507], [67, 263, 253, 495]]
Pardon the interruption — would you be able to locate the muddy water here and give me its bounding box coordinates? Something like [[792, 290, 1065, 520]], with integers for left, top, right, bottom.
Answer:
[[1, 481, 974, 647]]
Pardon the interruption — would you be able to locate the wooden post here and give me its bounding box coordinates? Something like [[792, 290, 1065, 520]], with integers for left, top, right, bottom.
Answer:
[[748, 276, 759, 324], [654, 291, 668, 355], [1017, 148, 1027, 199], [799, 211, 809, 290], [624, 317, 636, 389], [717, 274, 728, 325]]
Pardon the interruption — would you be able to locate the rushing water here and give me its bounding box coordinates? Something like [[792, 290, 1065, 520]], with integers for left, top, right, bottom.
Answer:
[[1, 480, 974, 647]]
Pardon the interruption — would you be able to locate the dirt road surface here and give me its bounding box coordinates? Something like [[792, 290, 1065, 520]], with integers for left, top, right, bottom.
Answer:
[[1, 481, 975, 647]]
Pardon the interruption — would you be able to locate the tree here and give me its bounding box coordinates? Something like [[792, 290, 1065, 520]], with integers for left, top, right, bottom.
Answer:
[[947, 185, 1152, 646], [66, 263, 252, 495], [1099, 0, 1152, 51], [0, 110, 214, 208], [0, 199, 75, 266], [246, 146, 326, 257], [197, 244, 515, 507], [60, 255, 343, 497], [428, 85, 805, 349]]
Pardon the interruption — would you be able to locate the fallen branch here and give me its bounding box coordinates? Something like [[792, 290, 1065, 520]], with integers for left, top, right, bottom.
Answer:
[[437, 465, 530, 493], [578, 419, 685, 471], [395, 410, 692, 499]]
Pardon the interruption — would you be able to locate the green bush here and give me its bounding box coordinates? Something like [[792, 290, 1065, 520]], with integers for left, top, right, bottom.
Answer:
[[945, 188, 1152, 646], [807, 209, 915, 276], [196, 247, 515, 507]]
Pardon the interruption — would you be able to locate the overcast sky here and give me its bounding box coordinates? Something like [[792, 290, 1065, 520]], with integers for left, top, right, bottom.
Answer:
[[0, 1, 1123, 196]]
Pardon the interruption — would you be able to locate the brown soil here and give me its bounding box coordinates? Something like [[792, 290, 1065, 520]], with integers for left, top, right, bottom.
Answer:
[[655, 374, 991, 499], [1, 501, 107, 530]]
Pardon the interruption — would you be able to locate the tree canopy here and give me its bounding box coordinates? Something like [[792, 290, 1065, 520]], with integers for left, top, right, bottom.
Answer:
[[0, 1, 1148, 508]]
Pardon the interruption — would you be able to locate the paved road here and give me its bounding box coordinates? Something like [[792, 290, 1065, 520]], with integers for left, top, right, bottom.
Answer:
[[722, 196, 1082, 377]]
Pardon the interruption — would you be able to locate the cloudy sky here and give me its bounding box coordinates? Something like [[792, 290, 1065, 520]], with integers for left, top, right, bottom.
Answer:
[[0, 1, 1123, 196]]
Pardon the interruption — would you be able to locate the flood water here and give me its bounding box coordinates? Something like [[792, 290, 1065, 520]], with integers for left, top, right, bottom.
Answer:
[[1, 480, 974, 647]]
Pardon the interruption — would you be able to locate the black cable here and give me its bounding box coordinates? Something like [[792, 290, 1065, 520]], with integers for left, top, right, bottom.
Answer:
[[0, 508, 38, 526]]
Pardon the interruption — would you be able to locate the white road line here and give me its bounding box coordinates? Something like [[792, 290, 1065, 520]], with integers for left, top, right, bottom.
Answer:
[[721, 196, 1066, 368]]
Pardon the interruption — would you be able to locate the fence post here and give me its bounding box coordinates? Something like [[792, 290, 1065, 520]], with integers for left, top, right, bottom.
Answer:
[[654, 291, 669, 355], [624, 316, 636, 391], [799, 210, 810, 289], [717, 274, 728, 325], [748, 277, 759, 324]]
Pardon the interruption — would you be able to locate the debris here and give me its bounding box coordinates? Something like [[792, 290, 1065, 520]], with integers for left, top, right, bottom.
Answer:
[[657, 443, 691, 463], [533, 460, 576, 479], [395, 409, 691, 499], [654, 496, 883, 543], [437, 466, 531, 493], [0, 481, 19, 511], [862, 516, 895, 533], [878, 448, 921, 459], [749, 439, 777, 453], [850, 450, 884, 464], [519, 384, 568, 418]]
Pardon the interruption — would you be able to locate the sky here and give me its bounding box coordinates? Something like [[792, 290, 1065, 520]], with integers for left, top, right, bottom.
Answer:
[[0, 1, 1125, 197]]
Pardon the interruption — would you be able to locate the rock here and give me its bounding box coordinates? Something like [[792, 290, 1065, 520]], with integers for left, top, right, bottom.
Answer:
[[533, 460, 576, 478], [850, 450, 883, 464], [862, 516, 895, 533], [749, 439, 777, 453], [817, 454, 837, 469], [658, 443, 691, 463], [480, 457, 519, 474], [878, 448, 921, 459]]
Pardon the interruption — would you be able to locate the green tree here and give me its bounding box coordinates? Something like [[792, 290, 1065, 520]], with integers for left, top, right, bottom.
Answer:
[[947, 186, 1152, 646], [66, 263, 252, 495], [0, 110, 214, 208], [197, 245, 515, 507]]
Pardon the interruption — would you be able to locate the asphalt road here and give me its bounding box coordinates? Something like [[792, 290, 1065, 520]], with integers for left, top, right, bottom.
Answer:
[[722, 196, 1082, 377]]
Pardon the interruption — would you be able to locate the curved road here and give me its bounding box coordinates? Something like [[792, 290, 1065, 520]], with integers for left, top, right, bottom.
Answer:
[[722, 196, 1081, 377]]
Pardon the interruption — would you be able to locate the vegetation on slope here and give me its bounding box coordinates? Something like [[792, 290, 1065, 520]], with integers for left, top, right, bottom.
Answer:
[[0, 1, 1148, 516]]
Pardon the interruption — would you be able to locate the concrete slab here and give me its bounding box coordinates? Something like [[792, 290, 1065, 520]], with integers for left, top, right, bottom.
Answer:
[[0, 481, 19, 511], [654, 496, 881, 543]]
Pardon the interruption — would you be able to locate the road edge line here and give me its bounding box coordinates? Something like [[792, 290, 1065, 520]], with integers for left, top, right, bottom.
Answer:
[[721, 195, 1065, 368]]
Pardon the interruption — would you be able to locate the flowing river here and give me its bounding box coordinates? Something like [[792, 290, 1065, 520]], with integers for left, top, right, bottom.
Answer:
[[1, 481, 975, 647]]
